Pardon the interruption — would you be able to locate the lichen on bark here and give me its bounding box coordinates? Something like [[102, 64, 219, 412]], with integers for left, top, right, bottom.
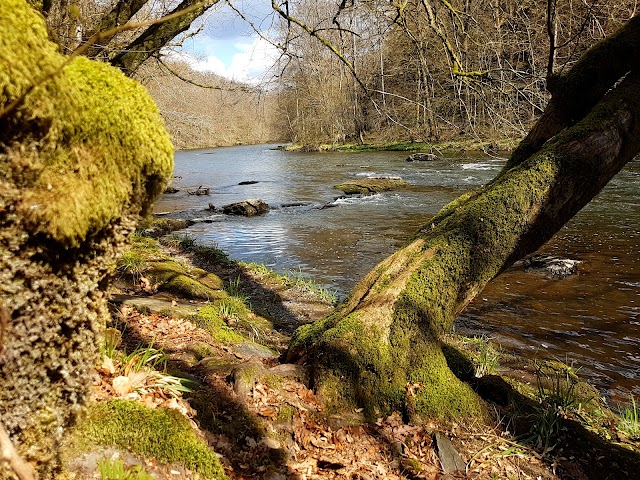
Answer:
[[0, 0, 173, 477]]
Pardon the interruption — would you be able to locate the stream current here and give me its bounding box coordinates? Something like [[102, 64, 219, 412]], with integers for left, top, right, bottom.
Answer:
[[155, 144, 640, 403]]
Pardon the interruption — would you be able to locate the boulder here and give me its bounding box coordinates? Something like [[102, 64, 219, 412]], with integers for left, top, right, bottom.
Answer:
[[522, 254, 581, 278], [334, 178, 408, 195], [0, 1, 173, 475], [222, 199, 270, 216], [406, 153, 440, 162]]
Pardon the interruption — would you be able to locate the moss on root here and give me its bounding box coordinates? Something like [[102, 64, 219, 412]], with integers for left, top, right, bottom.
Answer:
[[291, 147, 564, 423], [70, 400, 227, 479]]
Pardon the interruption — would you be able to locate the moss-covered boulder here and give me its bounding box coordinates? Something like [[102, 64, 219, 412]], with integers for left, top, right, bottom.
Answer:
[[334, 178, 409, 195], [0, 1, 173, 477], [67, 400, 227, 479]]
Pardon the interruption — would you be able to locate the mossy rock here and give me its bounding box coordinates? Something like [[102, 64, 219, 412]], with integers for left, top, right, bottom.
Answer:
[[68, 400, 227, 479], [334, 178, 409, 195], [0, 1, 172, 476], [145, 261, 224, 300]]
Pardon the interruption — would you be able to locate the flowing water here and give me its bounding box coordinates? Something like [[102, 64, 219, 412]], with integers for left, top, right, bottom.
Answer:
[[155, 144, 640, 403]]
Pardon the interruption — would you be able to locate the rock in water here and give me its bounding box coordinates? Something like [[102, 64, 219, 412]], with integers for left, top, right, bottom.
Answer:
[[406, 153, 440, 162], [222, 198, 270, 216], [0, 1, 173, 476], [523, 254, 581, 278], [334, 178, 409, 195]]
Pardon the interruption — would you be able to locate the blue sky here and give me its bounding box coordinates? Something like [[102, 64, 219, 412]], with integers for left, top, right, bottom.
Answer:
[[170, 1, 281, 83]]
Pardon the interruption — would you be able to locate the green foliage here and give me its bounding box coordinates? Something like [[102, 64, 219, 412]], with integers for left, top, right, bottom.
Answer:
[[282, 268, 338, 305], [168, 236, 230, 264], [471, 336, 500, 377], [618, 395, 640, 440], [117, 252, 147, 282], [530, 364, 584, 454], [98, 458, 154, 480], [78, 400, 227, 479]]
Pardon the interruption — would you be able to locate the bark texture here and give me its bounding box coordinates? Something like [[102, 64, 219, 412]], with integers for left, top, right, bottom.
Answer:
[[289, 19, 640, 422], [109, 0, 219, 74], [0, 1, 173, 477]]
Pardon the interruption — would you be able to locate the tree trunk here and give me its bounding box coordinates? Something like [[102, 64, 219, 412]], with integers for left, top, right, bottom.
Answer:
[[288, 22, 640, 421], [109, 0, 219, 75]]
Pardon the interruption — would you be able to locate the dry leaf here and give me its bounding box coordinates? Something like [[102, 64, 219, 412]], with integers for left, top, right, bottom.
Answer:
[[112, 375, 132, 395], [97, 355, 116, 375], [258, 405, 278, 418], [260, 437, 281, 449]]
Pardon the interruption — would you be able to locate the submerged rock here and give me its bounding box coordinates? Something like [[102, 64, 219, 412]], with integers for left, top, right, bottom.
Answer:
[[334, 178, 409, 195], [522, 254, 581, 278], [222, 198, 270, 216], [238, 180, 259, 185], [406, 153, 440, 162]]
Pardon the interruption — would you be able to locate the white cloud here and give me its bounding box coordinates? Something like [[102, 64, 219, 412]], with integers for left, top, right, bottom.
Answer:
[[168, 34, 280, 84]]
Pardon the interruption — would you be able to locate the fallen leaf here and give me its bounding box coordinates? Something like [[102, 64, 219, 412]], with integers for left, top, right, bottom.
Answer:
[[112, 375, 132, 395], [258, 405, 278, 418], [260, 437, 281, 449]]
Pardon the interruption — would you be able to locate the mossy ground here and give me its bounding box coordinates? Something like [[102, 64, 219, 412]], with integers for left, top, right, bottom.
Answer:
[[68, 400, 227, 479]]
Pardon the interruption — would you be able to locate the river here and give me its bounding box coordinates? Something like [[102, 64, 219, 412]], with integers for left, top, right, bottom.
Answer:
[[154, 144, 639, 404]]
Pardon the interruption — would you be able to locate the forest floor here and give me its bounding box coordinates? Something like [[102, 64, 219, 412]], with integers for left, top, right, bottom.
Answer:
[[63, 222, 639, 480]]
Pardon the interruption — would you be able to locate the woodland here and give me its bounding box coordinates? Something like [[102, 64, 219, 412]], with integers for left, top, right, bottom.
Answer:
[[1, 1, 640, 479]]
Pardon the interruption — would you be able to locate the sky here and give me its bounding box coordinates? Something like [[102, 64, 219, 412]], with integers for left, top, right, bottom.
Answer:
[[168, 1, 282, 84]]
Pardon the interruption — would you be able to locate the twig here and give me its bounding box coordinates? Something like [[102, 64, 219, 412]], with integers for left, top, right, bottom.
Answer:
[[0, 423, 35, 480]]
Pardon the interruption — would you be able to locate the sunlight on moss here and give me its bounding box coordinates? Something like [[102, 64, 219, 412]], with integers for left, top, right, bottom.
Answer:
[[75, 400, 227, 479]]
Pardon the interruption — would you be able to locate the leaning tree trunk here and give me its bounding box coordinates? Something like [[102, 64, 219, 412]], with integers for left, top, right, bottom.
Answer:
[[288, 19, 640, 422]]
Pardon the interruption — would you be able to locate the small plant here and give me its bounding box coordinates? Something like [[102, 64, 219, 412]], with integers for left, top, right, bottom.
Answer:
[[117, 252, 146, 283], [472, 336, 500, 377], [283, 268, 338, 304], [529, 363, 582, 454], [122, 343, 168, 375], [227, 276, 244, 297], [102, 328, 122, 358], [98, 458, 154, 480], [618, 395, 640, 440]]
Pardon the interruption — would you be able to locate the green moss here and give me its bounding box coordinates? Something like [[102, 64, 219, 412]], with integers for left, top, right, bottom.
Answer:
[[74, 400, 226, 479], [191, 305, 245, 344], [1, 0, 173, 248], [145, 260, 223, 300], [275, 404, 296, 423]]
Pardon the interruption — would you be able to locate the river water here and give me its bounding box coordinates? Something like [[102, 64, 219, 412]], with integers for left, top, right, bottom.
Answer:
[[155, 144, 639, 403]]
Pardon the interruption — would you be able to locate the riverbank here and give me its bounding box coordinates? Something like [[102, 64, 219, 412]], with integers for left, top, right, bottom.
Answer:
[[280, 136, 520, 155], [60, 219, 640, 479]]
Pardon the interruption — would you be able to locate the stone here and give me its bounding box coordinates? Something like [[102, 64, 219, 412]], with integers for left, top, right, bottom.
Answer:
[[434, 432, 466, 472], [522, 254, 581, 278], [222, 198, 270, 216], [334, 178, 408, 195], [406, 153, 440, 162]]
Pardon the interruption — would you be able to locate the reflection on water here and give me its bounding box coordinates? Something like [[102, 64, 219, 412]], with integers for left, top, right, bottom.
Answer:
[[155, 144, 639, 403]]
